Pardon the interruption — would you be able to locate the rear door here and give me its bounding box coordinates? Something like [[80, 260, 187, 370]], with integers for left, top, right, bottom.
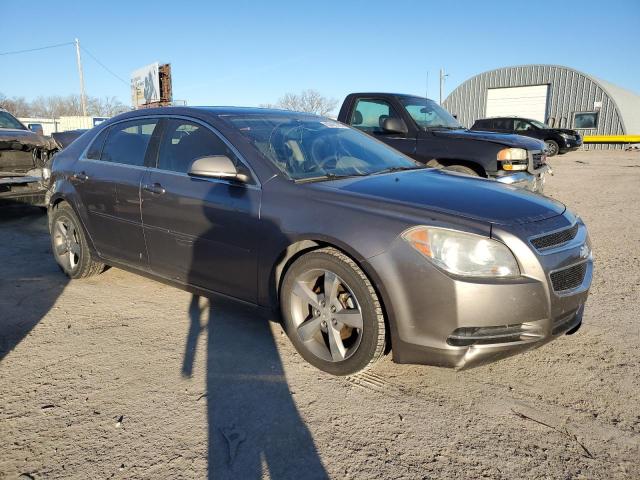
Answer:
[[141, 117, 261, 302], [73, 118, 159, 267]]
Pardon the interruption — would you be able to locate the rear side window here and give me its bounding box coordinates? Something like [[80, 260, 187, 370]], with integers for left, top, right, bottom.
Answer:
[[100, 119, 159, 166], [493, 118, 513, 130], [349, 99, 401, 133], [86, 127, 109, 160], [474, 119, 491, 129], [156, 119, 238, 174]]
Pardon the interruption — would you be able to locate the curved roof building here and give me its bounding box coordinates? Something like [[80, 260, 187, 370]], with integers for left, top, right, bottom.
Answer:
[[443, 65, 640, 149]]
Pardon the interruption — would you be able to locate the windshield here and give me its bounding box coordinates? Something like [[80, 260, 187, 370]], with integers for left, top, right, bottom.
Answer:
[[224, 115, 421, 181], [530, 120, 548, 129], [0, 111, 26, 130], [400, 97, 461, 130]]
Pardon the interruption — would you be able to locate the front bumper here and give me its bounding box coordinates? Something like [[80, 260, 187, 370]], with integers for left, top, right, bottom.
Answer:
[[365, 213, 592, 369]]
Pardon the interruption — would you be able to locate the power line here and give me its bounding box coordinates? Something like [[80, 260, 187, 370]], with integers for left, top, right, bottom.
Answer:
[[0, 41, 74, 56], [80, 45, 129, 85]]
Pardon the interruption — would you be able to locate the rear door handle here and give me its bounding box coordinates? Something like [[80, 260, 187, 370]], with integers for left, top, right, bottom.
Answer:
[[143, 183, 166, 195], [72, 172, 88, 182]]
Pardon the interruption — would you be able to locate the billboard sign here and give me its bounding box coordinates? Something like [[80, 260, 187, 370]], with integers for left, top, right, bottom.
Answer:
[[131, 62, 160, 107]]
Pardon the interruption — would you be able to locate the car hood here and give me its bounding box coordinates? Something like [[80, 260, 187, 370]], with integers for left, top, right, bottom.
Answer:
[[316, 169, 565, 226], [432, 129, 544, 149], [0, 128, 53, 148], [554, 128, 579, 136]]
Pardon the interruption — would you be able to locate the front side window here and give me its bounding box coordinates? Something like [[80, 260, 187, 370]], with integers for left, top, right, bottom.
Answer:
[[574, 112, 598, 129], [156, 119, 238, 174], [349, 99, 401, 133], [0, 111, 26, 130], [514, 119, 535, 131], [399, 97, 461, 130], [224, 115, 420, 181], [100, 119, 159, 166]]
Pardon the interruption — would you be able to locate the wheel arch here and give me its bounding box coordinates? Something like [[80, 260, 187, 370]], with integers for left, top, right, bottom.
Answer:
[[270, 237, 394, 354], [431, 158, 487, 177]]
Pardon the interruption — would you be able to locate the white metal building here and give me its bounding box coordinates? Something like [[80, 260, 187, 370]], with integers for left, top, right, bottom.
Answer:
[[443, 65, 640, 149]]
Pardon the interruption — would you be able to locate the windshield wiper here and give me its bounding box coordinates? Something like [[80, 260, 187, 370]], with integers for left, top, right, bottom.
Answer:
[[296, 172, 370, 183], [372, 165, 426, 175]]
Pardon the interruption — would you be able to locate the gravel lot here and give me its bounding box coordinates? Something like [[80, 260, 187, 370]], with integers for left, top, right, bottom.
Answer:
[[1, 150, 639, 479]]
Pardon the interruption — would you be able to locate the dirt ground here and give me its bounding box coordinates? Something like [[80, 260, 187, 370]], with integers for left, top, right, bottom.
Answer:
[[1, 149, 639, 479]]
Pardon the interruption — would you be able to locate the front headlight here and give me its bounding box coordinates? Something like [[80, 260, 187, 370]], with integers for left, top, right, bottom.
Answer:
[[497, 148, 528, 171], [559, 133, 573, 140], [402, 226, 520, 278]]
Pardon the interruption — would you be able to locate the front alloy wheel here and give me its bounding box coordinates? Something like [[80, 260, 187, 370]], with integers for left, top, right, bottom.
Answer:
[[281, 247, 386, 375], [545, 140, 559, 157]]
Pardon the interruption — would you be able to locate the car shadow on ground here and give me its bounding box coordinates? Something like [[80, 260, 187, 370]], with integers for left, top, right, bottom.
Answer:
[[0, 205, 68, 361], [182, 295, 328, 479]]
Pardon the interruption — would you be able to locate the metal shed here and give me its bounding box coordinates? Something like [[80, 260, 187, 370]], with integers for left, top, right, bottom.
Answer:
[[443, 65, 640, 149]]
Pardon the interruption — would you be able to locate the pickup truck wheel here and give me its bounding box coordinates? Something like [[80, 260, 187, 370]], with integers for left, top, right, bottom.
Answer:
[[443, 164, 479, 176], [544, 140, 559, 156], [49, 202, 105, 279], [280, 247, 386, 376]]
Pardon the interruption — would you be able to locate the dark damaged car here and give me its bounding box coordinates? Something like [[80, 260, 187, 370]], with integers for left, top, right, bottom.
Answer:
[[47, 107, 592, 376], [0, 109, 59, 207]]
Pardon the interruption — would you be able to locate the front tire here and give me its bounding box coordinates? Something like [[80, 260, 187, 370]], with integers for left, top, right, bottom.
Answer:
[[49, 202, 105, 279], [544, 140, 559, 156], [280, 247, 386, 376]]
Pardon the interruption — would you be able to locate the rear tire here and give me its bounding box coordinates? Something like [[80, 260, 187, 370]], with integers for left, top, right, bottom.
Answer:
[[443, 164, 479, 176], [280, 247, 386, 376], [49, 202, 105, 279], [544, 140, 559, 156]]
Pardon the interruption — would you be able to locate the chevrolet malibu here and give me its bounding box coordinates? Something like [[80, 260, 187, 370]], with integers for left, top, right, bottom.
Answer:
[[47, 107, 593, 375]]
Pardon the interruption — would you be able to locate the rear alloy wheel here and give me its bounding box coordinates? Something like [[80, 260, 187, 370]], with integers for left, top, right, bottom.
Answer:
[[443, 164, 479, 176], [544, 140, 559, 157], [281, 247, 386, 376], [49, 202, 105, 279]]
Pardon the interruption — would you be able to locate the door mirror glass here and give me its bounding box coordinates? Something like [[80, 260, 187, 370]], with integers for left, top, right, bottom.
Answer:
[[381, 117, 408, 134], [188, 155, 248, 182], [28, 124, 44, 135]]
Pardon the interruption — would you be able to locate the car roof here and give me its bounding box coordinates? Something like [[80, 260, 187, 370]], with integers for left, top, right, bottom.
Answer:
[[112, 106, 322, 120]]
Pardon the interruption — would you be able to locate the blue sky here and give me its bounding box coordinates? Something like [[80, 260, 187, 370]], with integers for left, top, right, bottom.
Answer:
[[2, 0, 639, 111]]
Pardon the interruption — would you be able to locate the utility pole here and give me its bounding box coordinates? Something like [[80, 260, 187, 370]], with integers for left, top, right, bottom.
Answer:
[[439, 68, 449, 105], [75, 38, 88, 116], [426, 71, 429, 99]]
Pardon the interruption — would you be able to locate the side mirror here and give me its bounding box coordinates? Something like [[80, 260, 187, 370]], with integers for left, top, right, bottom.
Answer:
[[188, 155, 249, 182], [381, 117, 408, 134], [28, 124, 44, 135]]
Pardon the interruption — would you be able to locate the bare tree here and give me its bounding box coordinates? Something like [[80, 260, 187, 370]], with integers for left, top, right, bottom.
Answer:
[[0, 92, 129, 118], [261, 89, 338, 116]]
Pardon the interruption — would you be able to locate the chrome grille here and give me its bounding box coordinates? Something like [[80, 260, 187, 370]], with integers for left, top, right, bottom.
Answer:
[[532, 153, 546, 169], [550, 262, 587, 292], [531, 224, 579, 251]]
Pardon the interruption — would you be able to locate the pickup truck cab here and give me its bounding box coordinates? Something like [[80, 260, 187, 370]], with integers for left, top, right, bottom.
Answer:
[[337, 93, 550, 193]]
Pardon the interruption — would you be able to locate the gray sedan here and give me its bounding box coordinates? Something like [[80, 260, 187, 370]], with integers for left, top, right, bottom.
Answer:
[[47, 107, 592, 375]]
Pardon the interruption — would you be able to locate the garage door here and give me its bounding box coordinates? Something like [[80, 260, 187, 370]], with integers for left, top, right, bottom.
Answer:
[[485, 85, 549, 122]]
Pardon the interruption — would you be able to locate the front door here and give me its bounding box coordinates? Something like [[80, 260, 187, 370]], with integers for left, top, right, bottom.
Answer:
[[141, 118, 261, 303], [347, 98, 416, 157], [73, 118, 159, 267]]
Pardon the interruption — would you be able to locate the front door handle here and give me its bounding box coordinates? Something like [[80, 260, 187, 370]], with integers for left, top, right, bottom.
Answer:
[[143, 183, 166, 195], [72, 172, 89, 182]]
